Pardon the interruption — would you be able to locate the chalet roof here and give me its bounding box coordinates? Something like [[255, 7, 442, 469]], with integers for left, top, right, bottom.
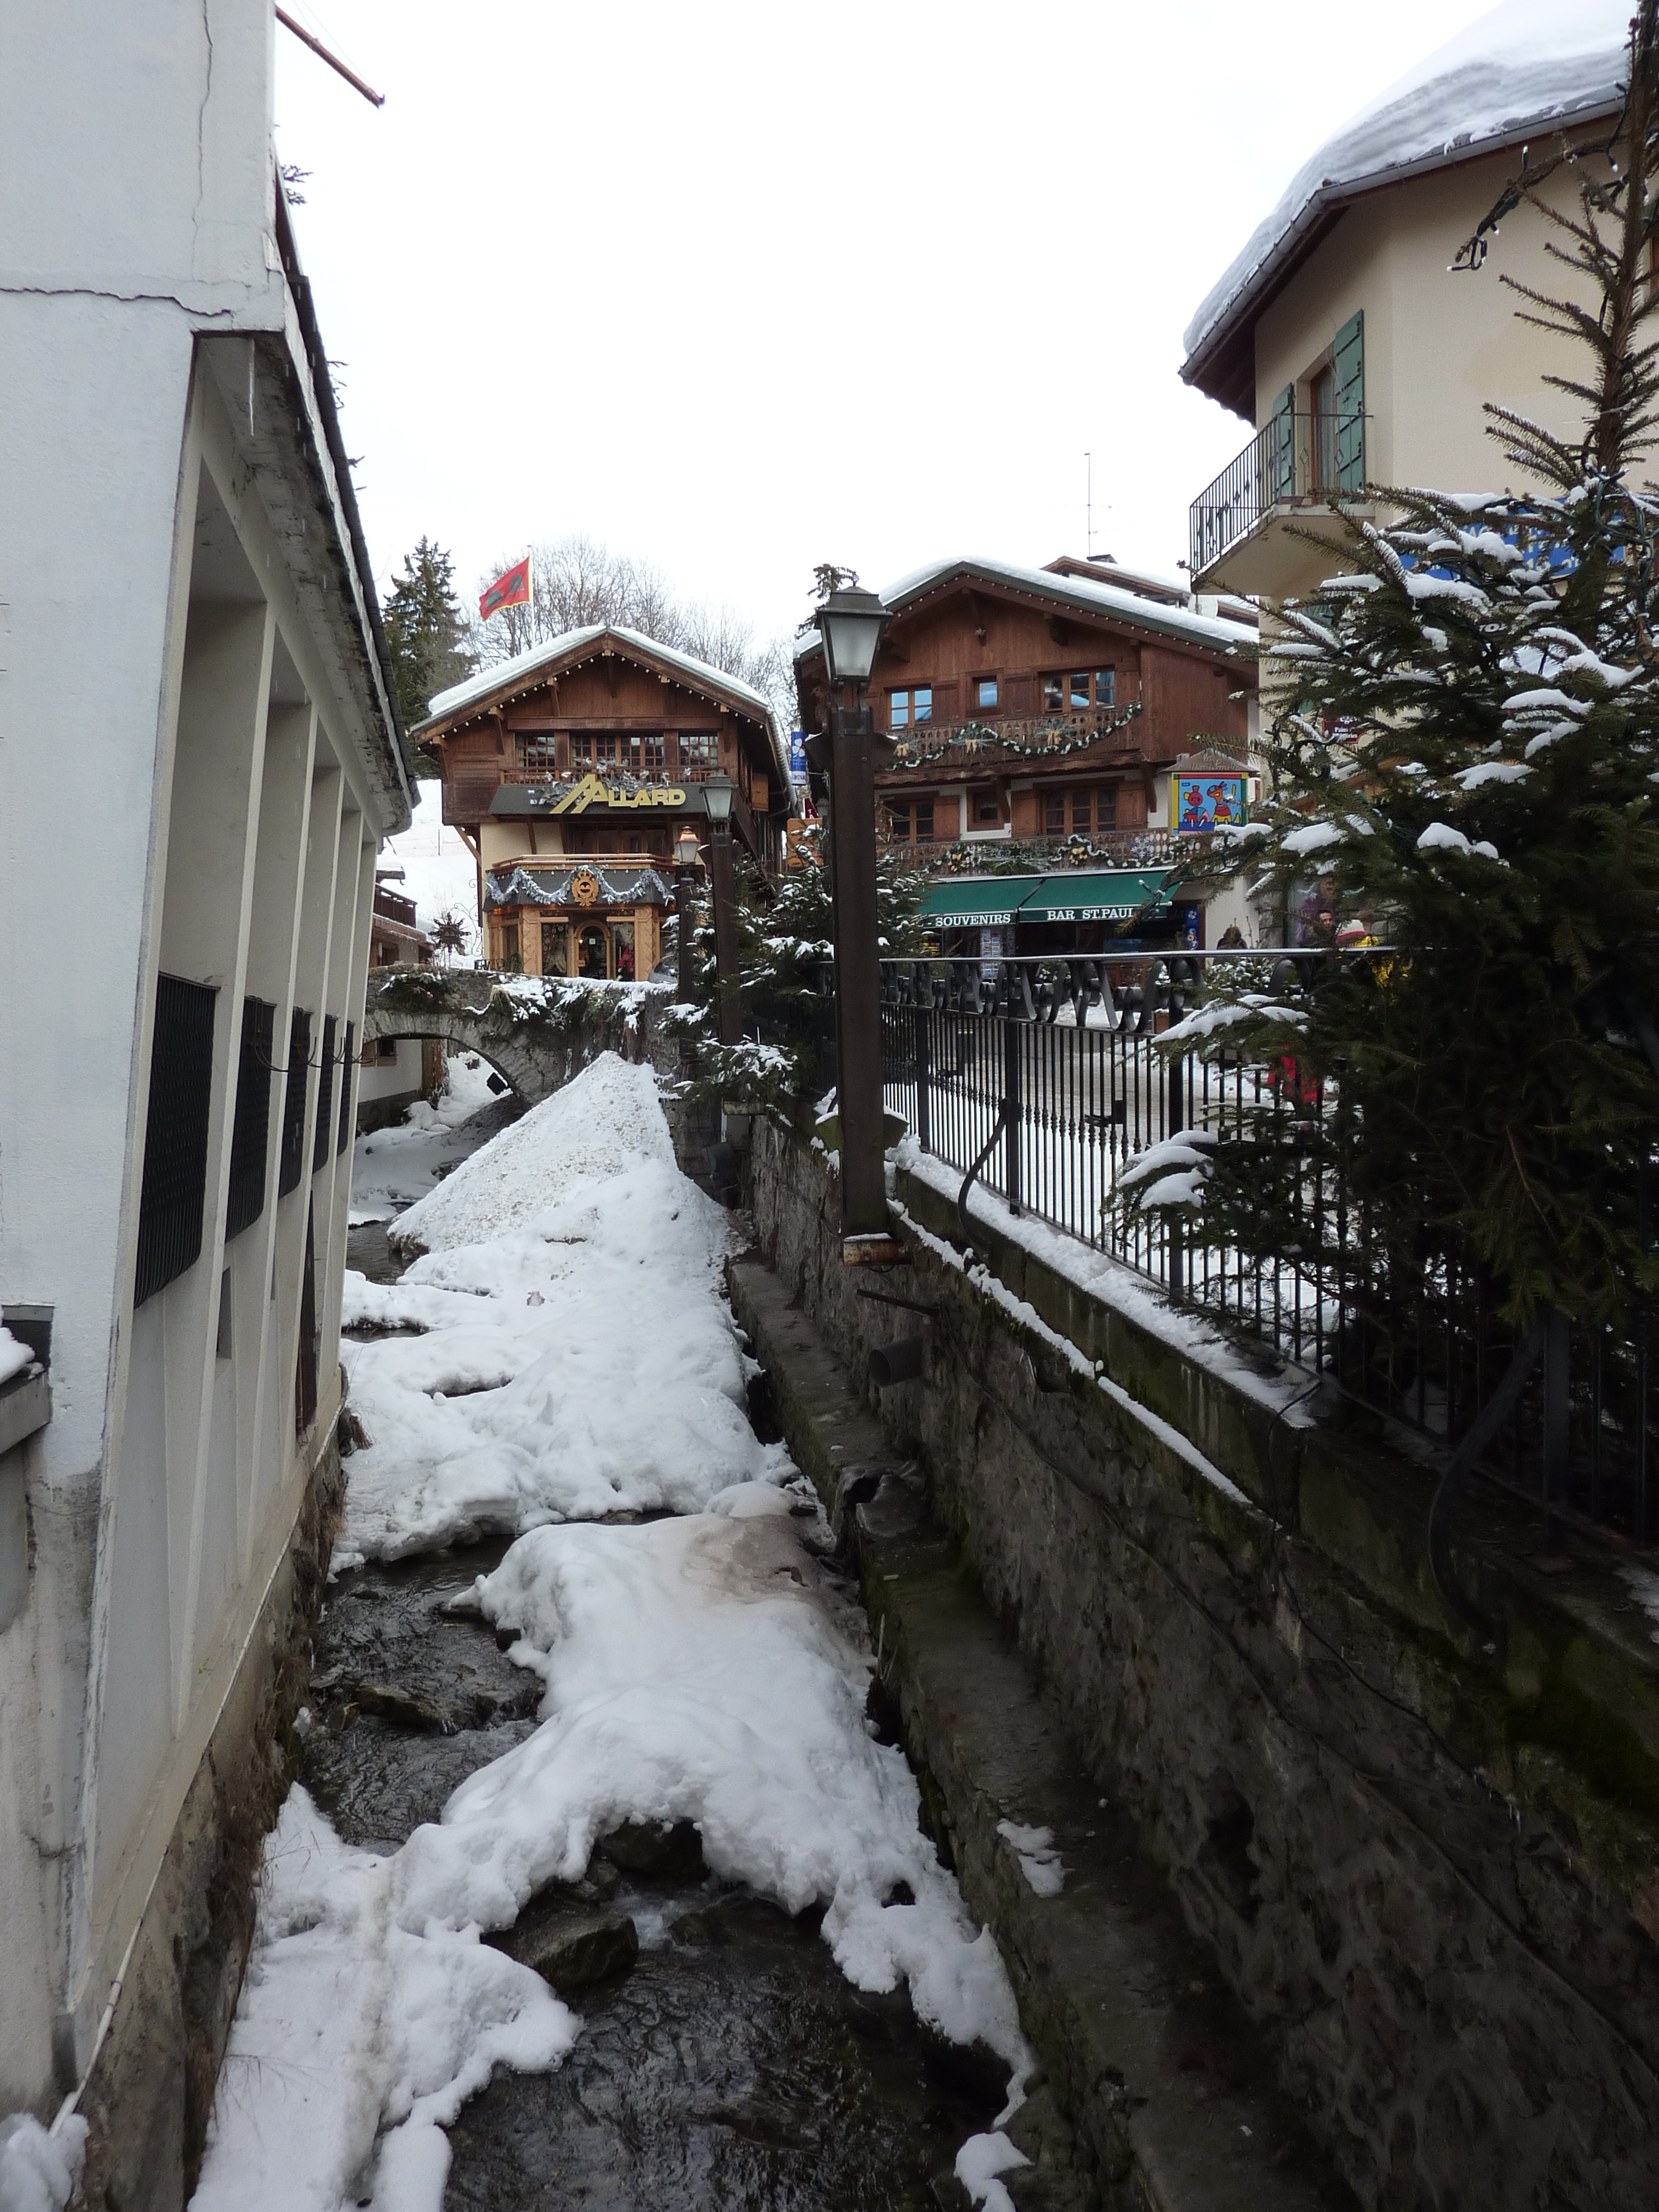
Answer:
[[1182, 0, 1629, 413], [794, 554, 1258, 666], [418, 624, 789, 791]]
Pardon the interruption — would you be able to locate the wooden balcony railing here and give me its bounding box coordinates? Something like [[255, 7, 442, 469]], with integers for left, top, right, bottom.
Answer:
[[885, 703, 1142, 765]]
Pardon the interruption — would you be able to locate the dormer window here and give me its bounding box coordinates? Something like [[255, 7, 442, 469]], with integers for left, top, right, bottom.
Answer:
[[889, 686, 932, 729]]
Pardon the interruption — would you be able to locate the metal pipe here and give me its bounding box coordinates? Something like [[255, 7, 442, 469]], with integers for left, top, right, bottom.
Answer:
[[868, 1335, 925, 1388], [829, 697, 888, 1238]]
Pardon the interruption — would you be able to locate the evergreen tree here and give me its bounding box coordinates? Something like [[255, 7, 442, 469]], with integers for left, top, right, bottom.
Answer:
[[1138, 4, 1659, 1336], [383, 538, 474, 740]]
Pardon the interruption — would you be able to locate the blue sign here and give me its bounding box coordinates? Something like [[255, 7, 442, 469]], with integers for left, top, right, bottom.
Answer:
[[789, 729, 808, 781]]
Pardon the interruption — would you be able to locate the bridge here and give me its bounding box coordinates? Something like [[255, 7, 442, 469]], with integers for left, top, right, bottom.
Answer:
[[361, 966, 670, 1104]]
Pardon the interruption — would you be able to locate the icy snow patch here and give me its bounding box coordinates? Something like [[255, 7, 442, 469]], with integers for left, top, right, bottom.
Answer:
[[1619, 1564, 1659, 1647], [0, 1327, 34, 1389], [956, 2129, 1032, 2212], [0, 2115, 87, 2212], [188, 1789, 573, 2212], [390, 1505, 1031, 2085], [996, 1820, 1066, 1899]]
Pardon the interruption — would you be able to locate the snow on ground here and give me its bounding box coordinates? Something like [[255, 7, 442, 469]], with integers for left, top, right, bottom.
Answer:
[[0, 2114, 87, 2212], [380, 779, 478, 952], [394, 1495, 1029, 2078], [190, 1789, 573, 2212], [338, 1057, 776, 1560], [349, 1054, 502, 1225]]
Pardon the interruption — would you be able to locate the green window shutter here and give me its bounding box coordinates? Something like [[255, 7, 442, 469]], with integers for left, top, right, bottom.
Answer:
[[1265, 383, 1295, 503], [1333, 312, 1365, 492]]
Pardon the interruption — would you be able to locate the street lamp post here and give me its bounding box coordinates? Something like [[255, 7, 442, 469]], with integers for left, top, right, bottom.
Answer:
[[813, 579, 893, 1245], [674, 825, 700, 1004], [701, 774, 742, 1047]]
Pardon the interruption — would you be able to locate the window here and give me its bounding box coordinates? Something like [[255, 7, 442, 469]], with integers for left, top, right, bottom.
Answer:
[[133, 974, 219, 1306], [541, 922, 569, 976], [888, 686, 933, 730], [973, 789, 1000, 825], [625, 732, 665, 776], [1042, 671, 1116, 712], [1045, 790, 1067, 834], [975, 677, 999, 710], [517, 734, 556, 775], [886, 797, 936, 843], [499, 922, 521, 972], [225, 996, 275, 1242], [1096, 785, 1117, 828], [678, 731, 719, 773], [886, 800, 911, 842], [915, 798, 935, 843], [313, 1016, 337, 1172], [277, 1007, 312, 1198]]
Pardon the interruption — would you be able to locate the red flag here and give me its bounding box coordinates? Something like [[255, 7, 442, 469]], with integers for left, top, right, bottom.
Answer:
[[479, 556, 532, 621]]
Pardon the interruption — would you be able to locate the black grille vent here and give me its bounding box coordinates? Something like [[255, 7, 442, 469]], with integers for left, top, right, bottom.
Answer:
[[277, 1008, 312, 1197], [134, 975, 218, 1307], [337, 1022, 356, 1155], [225, 996, 276, 1242], [313, 1016, 337, 1171]]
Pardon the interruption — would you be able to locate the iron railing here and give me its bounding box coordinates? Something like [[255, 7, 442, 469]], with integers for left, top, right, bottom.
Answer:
[[1190, 410, 1368, 578], [806, 953, 1655, 1546]]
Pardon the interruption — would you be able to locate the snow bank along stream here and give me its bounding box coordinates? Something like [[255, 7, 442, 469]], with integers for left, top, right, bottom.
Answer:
[[189, 1054, 1034, 2211]]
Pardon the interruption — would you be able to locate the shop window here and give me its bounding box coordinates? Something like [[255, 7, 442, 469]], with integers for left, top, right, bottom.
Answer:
[[313, 1016, 337, 1171], [133, 974, 218, 1307], [541, 922, 569, 975], [888, 686, 933, 729], [277, 1008, 312, 1198], [499, 922, 521, 972], [611, 921, 636, 981], [576, 923, 608, 979], [678, 732, 719, 773], [517, 734, 556, 775], [224, 995, 275, 1244], [975, 677, 999, 710]]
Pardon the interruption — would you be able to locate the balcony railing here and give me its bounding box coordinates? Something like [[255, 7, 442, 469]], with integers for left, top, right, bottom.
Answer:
[[1190, 410, 1368, 579], [886, 703, 1141, 765], [881, 827, 1187, 870]]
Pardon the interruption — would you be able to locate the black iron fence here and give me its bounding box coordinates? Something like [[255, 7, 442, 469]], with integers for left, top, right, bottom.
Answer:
[[1190, 409, 1367, 577], [802, 953, 1657, 1547]]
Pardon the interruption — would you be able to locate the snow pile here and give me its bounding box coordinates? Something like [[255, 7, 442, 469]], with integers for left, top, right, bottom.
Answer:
[[190, 1789, 572, 2212], [0, 2116, 87, 2212], [1185, 0, 1632, 363], [0, 1327, 35, 1389], [996, 1820, 1066, 1899], [392, 1496, 1030, 2080], [955, 2129, 1031, 2212], [349, 1054, 503, 1225], [340, 1056, 775, 1558]]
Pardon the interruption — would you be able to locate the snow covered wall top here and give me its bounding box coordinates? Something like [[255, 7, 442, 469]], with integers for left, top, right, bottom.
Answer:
[[1182, 0, 1632, 380]]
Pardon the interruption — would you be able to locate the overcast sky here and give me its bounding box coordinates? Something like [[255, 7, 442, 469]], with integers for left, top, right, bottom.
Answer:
[[275, 0, 1501, 646]]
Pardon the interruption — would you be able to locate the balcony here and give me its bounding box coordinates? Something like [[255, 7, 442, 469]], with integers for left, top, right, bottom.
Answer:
[[883, 826, 1188, 872], [1190, 411, 1371, 595], [885, 703, 1142, 766]]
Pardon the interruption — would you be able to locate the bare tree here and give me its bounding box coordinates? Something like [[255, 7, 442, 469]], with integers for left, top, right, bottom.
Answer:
[[469, 534, 795, 729]]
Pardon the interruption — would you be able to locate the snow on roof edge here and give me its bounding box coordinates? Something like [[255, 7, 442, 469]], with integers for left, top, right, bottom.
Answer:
[[1182, 0, 1631, 377], [880, 554, 1257, 652]]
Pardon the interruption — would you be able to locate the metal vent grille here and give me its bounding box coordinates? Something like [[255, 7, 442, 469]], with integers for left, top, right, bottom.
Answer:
[[134, 974, 218, 1307], [225, 996, 276, 1242], [277, 1008, 312, 1197]]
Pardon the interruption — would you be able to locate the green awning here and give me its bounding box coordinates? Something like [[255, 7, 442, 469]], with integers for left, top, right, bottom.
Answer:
[[1016, 870, 1172, 922], [918, 876, 1039, 928]]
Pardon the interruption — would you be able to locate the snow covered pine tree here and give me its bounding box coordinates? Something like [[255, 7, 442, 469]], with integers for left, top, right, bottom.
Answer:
[[1128, 2, 1659, 1577]]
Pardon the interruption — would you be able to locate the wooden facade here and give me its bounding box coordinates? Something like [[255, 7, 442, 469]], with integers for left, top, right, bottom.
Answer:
[[795, 555, 1257, 866], [414, 628, 788, 977]]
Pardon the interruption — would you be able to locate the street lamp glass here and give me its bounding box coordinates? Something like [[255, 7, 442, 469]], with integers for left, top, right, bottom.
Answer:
[[702, 774, 737, 825], [674, 827, 700, 866], [816, 586, 890, 690]]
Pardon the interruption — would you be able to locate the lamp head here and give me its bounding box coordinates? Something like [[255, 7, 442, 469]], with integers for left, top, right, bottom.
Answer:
[[702, 774, 737, 826], [674, 826, 700, 868], [815, 583, 890, 691]]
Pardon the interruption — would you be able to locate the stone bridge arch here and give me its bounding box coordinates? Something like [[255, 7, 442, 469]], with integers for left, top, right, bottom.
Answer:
[[361, 967, 665, 1107]]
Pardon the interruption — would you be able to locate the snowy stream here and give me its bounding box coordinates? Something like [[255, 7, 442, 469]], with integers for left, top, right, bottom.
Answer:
[[189, 1056, 1031, 2211]]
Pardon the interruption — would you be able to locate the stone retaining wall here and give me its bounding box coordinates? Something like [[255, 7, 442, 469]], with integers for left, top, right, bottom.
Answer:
[[746, 1114, 1659, 2212]]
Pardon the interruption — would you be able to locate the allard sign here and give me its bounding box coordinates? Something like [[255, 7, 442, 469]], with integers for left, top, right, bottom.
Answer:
[[550, 774, 687, 816]]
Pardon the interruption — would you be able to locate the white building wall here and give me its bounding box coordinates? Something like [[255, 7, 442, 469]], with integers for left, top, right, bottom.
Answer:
[[0, 0, 411, 2122]]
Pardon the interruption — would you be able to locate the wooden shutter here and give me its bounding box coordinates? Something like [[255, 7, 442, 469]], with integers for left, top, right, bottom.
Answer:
[[1267, 383, 1295, 503], [1333, 313, 1365, 492]]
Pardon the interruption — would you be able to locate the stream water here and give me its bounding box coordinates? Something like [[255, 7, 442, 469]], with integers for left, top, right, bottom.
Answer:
[[330, 1159, 1006, 2210]]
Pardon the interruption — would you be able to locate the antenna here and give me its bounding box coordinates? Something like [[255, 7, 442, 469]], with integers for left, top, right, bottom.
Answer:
[[1085, 452, 1093, 558]]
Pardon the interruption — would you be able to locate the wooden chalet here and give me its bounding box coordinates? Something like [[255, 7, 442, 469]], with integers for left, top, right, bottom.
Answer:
[[414, 626, 789, 978], [795, 554, 1260, 951]]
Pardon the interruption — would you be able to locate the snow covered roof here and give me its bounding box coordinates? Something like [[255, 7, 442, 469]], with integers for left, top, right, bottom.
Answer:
[[793, 553, 1258, 660], [420, 624, 789, 791], [1181, 0, 1631, 410]]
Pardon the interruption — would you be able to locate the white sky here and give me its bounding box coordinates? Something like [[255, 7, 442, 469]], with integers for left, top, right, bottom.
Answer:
[[275, 0, 1501, 645]]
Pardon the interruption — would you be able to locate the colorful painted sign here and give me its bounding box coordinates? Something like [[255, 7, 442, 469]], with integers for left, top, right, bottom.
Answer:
[[1174, 773, 1247, 834]]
